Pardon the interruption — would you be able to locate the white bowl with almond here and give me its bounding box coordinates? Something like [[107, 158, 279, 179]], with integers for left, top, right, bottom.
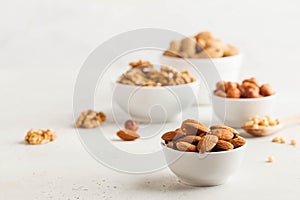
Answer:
[[160, 32, 242, 104], [161, 120, 247, 186], [212, 78, 276, 128], [114, 61, 199, 122]]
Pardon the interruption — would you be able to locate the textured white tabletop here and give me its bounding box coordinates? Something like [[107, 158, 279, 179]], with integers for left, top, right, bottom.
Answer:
[[1, 0, 300, 199]]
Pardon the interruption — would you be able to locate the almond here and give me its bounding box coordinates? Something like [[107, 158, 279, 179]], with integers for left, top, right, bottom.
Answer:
[[176, 135, 202, 143], [197, 135, 218, 153], [211, 129, 234, 141], [214, 140, 234, 151], [117, 129, 140, 141], [210, 125, 239, 136], [181, 119, 210, 135], [176, 141, 197, 152], [230, 136, 246, 148], [161, 128, 185, 141], [166, 141, 174, 148]]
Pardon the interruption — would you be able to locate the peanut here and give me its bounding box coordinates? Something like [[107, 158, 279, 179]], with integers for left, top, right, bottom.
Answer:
[[290, 139, 297, 146], [243, 115, 280, 129], [267, 156, 274, 163]]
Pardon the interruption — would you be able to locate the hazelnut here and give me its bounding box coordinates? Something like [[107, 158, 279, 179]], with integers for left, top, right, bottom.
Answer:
[[242, 82, 259, 91], [124, 120, 139, 132], [215, 90, 227, 97], [216, 81, 226, 91], [244, 88, 260, 98], [240, 81, 260, 98], [238, 84, 247, 97], [225, 82, 238, 91], [214, 77, 274, 99], [260, 84, 273, 96], [226, 87, 241, 98], [242, 77, 259, 87]]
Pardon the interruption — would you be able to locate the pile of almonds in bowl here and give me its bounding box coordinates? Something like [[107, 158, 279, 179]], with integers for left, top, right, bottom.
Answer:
[[163, 31, 239, 58], [214, 77, 274, 98], [161, 119, 246, 153]]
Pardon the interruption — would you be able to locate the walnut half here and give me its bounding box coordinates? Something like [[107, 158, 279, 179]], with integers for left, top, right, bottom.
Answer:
[[24, 129, 56, 145], [75, 110, 106, 128]]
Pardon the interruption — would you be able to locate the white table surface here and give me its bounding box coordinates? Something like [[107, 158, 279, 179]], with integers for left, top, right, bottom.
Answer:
[[1, 66, 300, 200], [2, 0, 300, 199]]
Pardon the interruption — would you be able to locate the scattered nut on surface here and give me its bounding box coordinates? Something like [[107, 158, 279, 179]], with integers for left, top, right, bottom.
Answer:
[[118, 61, 196, 86], [163, 31, 239, 58], [76, 110, 106, 128], [272, 137, 280, 143], [267, 156, 274, 163], [243, 115, 280, 129], [161, 119, 246, 153], [215, 77, 274, 98], [290, 139, 297, 146], [279, 138, 286, 144], [24, 129, 56, 145], [124, 120, 139, 132], [116, 129, 140, 141]]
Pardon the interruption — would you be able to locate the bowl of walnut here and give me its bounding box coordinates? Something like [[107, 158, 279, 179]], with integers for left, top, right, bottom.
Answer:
[[114, 61, 199, 123], [212, 77, 277, 128], [161, 119, 247, 186], [160, 31, 242, 104]]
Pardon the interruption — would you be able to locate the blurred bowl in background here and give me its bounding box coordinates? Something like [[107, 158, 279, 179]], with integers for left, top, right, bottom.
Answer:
[[113, 81, 199, 123], [160, 54, 243, 104], [212, 93, 277, 128]]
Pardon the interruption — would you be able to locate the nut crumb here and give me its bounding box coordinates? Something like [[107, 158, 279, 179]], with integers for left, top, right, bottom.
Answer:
[[244, 115, 279, 129], [290, 139, 297, 146], [272, 137, 280, 143], [279, 138, 286, 144], [267, 156, 274, 163]]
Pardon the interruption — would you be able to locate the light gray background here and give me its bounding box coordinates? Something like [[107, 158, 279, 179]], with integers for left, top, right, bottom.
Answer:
[[1, 0, 300, 199]]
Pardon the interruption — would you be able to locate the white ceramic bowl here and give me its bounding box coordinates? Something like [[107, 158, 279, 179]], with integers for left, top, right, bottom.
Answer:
[[113, 81, 199, 123], [212, 94, 277, 128], [160, 54, 243, 104], [162, 142, 247, 186]]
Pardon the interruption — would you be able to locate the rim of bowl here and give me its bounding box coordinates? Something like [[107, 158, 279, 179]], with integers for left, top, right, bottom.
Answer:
[[114, 79, 200, 90], [212, 92, 277, 102], [161, 53, 242, 62], [161, 141, 247, 155]]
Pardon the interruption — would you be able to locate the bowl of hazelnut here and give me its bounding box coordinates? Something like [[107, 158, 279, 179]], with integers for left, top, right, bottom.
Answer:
[[114, 60, 199, 123], [212, 77, 276, 128], [160, 31, 242, 104]]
